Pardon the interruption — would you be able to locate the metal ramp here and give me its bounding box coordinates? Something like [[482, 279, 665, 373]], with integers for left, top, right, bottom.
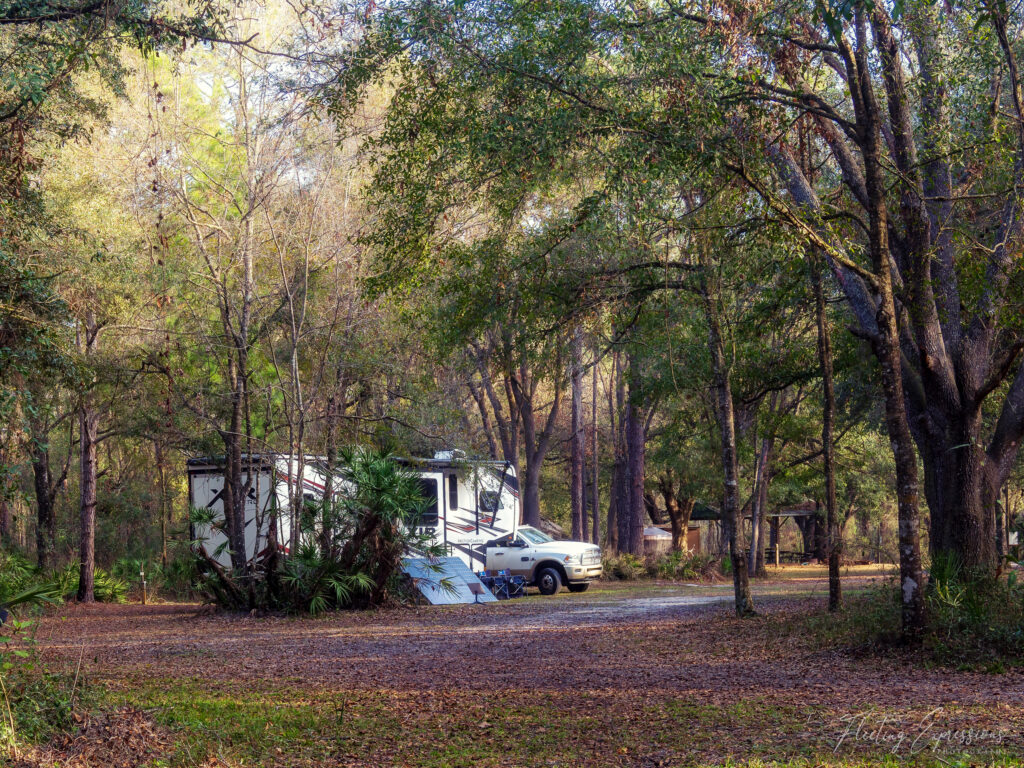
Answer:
[[402, 557, 497, 605]]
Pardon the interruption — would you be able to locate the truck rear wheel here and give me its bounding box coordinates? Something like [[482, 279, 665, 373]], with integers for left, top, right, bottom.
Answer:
[[536, 566, 562, 595], [567, 582, 590, 593]]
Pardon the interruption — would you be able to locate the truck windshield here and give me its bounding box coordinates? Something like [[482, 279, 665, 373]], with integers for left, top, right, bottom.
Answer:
[[519, 527, 553, 545]]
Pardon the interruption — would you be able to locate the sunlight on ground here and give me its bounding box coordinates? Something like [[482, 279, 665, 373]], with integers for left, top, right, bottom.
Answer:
[[766, 563, 897, 580]]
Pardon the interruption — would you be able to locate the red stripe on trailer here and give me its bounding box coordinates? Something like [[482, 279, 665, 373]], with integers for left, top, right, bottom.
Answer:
[[284, 474, 327, 493]]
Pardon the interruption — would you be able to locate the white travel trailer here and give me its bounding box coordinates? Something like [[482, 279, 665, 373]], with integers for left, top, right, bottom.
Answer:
[[186, 452, 520, 570]]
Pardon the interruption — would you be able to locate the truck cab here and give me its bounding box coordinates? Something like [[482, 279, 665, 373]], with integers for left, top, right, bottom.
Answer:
[[483, 525, 602, 594]]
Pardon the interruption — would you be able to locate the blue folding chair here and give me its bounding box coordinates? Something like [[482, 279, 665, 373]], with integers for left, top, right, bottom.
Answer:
[[491, 570, 511, 600], [506, 573, 526, 598]]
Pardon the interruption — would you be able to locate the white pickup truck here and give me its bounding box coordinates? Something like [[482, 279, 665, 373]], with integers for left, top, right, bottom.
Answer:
[[482, 525, 602, 594]]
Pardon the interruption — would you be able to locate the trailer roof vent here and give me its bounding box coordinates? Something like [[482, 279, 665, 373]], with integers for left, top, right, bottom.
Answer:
[[433, 449, 466, 461]]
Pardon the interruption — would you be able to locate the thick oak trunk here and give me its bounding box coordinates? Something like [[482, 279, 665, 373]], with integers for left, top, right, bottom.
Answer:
[[510, 350, 561, 528], [920, 417, 999, 573], [522, 460, 543, 527]]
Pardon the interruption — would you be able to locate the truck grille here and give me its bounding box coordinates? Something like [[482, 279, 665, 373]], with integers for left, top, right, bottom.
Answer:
[[583, 549, 601, 566]]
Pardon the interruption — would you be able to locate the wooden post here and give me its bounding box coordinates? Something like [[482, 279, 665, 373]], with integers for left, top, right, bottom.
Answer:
[[770, 517, 780, 568]]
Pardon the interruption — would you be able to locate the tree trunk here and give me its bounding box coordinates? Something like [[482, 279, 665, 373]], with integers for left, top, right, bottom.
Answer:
[[510, 348, 561, 528], [813, 258, 842, 611], [613, 453, 630, 554], [77, 312, 99, 603], [624, 365, 645, 556], [32, 445, 56, 571], [222, 356, 249, 574], [156, 440, 169, 570], [591, 356, 600, 546], [520, 456, 544, 528], [753, 477, 769, 578], [853, 10, 926, 636], [570, 327, 585, 540], [660, 474, 694, 552], [607, 456, 620, 552], [0, 500, 10, 544], [701, 276, 755, 617], [920, 427, 998, 573], [747, 436, 771, 578], [996, 483, 1005, 561], [322, 387, 339, 558]]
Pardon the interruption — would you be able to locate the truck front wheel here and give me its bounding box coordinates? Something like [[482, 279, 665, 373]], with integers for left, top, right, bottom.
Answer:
[[536, 566, 562, 595], [567, 582, 590, 593]]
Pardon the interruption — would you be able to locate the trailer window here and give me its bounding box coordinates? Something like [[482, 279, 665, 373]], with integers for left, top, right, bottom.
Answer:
[[479, 490, 502, 513], [412, 478, 439, 527], [448, 474, 458, 510]]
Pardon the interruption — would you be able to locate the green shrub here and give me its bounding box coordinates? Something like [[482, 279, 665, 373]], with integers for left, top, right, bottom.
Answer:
[[0, 550, 62, 619], [52, 564, 128, 604], [649, 550, 719, 580], [158, 551, 200, 599], [922, 555, 1024, 665], [0, 550, 35, 598], [109, 552, 201, 600], [110, 557, 144, 584], [801, 563, 1024, 666], [602, 553, 646, 580], [800, 580, 902, 649], [720, 555, 733, 576], [602, 551, 720, 581]]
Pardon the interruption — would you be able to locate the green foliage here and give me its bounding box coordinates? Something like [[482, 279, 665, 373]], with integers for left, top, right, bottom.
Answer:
[[800, 565, 1024, 667], [922, 557, 1024, 666], [795, 582, 903, 650], [603, 550, 719, 582], [157, 552, 201, 600], [110, 556, 200, 600], [0, 550, 61, 618], [278, 533, 377, 615], [52, 564, 127, 604], [0, 550, 35, 599], [602, 553, 646, 581], [649, 550, 719, 581], [0, 617, 89, 753]]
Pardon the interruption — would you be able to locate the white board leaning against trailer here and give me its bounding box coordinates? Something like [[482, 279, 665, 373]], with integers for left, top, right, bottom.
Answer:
[[186, 451, 520, 571]]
